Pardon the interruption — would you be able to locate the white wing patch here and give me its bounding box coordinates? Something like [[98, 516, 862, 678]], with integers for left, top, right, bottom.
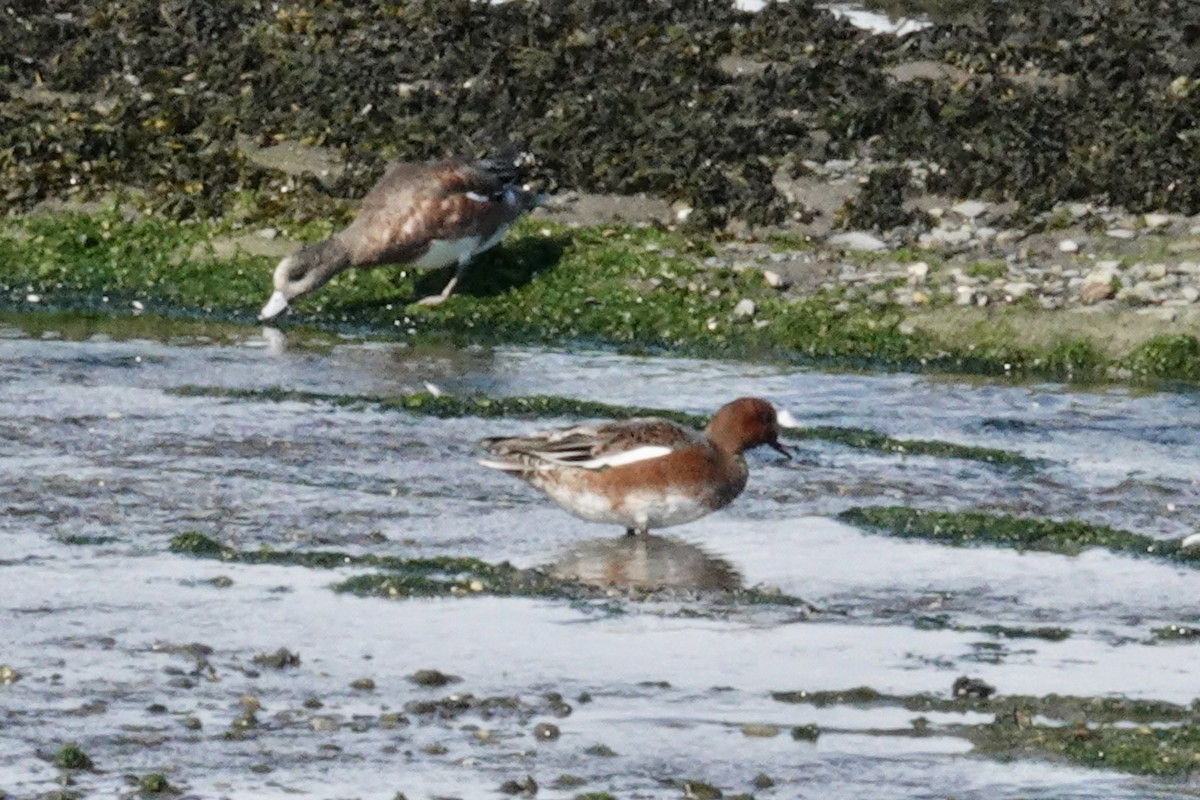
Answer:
[[560, 445, 674, 470], [464, 191, 490, 203]]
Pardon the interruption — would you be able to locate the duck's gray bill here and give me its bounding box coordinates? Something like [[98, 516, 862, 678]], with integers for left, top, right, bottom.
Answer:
[[770, 440, 792, 460]]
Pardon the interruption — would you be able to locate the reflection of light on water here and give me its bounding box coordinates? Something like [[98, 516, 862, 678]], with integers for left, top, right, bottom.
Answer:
[[734, 0, 931, 36], [547, 534, 743, 591]]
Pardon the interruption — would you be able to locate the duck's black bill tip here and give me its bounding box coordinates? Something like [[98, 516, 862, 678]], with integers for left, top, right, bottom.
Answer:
[[769, 440, 792, 460]]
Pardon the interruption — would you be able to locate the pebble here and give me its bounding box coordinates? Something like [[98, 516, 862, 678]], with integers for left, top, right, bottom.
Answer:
[[1184, 287, 1200, 303], [951, 200, 989, 219], [906, 261, 929, 282], [919, 224, 973, 247], [762, 269, 786, 288], [1143, 213, 1172, 229], [1058, 239, 1079, 253], [1143, 263, 1168, 280], [1079, 269, 1117, 304], [310, 716, 339, 731], [1106, 228, 1136, 240], [826, 231, 887, 252], [741, 723, 781, 738], [733, 298, 757, 318], [25, 293, 40, 303], [0, 665, 20, 685], [533, 722, 560, 741], [1004, 281, 1036, 300]]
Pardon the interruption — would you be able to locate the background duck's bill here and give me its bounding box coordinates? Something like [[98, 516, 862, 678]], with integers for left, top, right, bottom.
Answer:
[[259, 291, 289, 320]]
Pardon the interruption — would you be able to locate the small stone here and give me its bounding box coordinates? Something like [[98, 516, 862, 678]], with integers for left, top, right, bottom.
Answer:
[[252, 648, 300, 670], [1182, 532, 1200, 549], [919, 224, 973, 247], [952, 676, 995, 699], [1058, 239, 1079, 254], [1182, 287, 1200, 303], [1144, 263, 1168, 280], [681, 780, 723, 799], [752, 773, 775, 789], [409, 669, 461, 687], [0, 665, 20, 685], [1079, 269, 1117, 304], [498, 775, 538, 796], [378, 712, 409, 729], [907, 261, 929, 282], [740, 723, 780, 738], [1004, 281, 1036, 300], [762, 270, 786, 289], [909, 291, 928, 306], [1142, 213, 1171, 230], [256, 227, 279, 239], [954, 286, 974, 305], [1105, 228, 1136, 240], [25, 293, 40, 304], [790, 723, 821, 742], [827, 231, 887, 252], [350, 677, 375, 691], [583, 743, 617, 757], [732, 298, 757, 318], [533, 722, 560, 741], [310, 716, 339, 731], [1168, 239, 1200, 253], [951, 200, 989, 220]]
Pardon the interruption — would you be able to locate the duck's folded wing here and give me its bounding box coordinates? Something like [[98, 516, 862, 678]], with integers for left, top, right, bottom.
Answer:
[[481, 418, 699, 470]]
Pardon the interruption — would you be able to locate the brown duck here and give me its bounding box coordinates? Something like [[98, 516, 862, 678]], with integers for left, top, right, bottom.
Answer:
[[259, 154, 539, 320]]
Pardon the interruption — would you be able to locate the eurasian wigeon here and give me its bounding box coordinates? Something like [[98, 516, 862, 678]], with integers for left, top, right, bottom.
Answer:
[[258, 153, 539, 320], [479, 397, 795, 536]]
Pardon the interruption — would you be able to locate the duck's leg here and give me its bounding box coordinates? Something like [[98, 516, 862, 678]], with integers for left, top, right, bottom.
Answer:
[[415, 253, 471, 307]]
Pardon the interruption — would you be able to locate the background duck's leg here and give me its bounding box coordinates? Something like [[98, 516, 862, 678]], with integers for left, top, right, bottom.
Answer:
[[415, 252, 472, 306]]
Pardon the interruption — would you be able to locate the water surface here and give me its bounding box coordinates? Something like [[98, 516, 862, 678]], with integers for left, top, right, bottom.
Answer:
[[2, 314, 1199, 798]]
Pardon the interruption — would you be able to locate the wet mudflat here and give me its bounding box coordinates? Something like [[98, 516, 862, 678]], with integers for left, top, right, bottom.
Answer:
[[2, 313, 1200, 799]]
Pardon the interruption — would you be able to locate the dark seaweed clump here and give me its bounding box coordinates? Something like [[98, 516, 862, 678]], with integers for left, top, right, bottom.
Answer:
[[840, 506, 1200, 565], [8, 1, 1200, 226]]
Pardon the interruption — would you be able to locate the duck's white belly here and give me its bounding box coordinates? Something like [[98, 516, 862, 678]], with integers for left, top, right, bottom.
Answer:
[[411, 225, 511, 271], [543, 484, 712, 530], [412, 236, 481, 270]]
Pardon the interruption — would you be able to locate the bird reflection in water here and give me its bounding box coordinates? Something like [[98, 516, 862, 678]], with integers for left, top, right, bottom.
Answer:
[[546, 534, 742, 591]]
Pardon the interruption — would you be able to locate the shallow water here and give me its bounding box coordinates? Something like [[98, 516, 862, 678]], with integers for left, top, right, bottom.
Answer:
[[2, 313, 1200, 799]]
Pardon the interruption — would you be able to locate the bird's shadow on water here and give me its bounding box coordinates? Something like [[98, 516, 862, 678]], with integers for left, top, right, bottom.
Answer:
[[411, 231, 571, 302]]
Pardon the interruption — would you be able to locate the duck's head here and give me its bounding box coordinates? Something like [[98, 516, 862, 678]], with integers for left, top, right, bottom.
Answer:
[[258, 239, 351, 321], [706, 397, 796, 458]]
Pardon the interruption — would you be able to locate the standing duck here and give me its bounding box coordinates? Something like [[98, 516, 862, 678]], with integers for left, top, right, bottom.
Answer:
[[479, 398, 795, 537], [258, 153, 539, 320]]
